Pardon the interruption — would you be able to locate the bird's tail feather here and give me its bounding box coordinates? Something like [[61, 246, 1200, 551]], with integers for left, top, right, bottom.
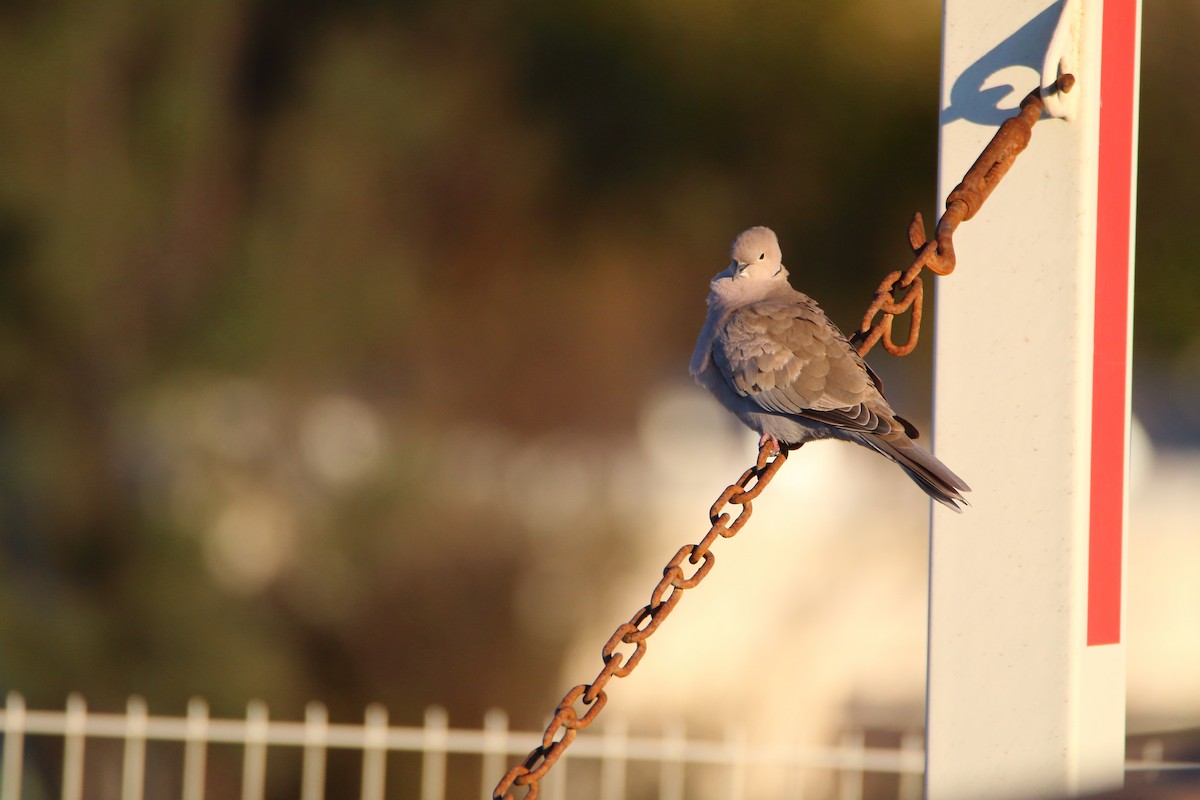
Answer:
[[865, 435, 971, 513]]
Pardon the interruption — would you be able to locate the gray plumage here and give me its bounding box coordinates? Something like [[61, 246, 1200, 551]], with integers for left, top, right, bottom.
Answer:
[[691, 226, 970, 512]]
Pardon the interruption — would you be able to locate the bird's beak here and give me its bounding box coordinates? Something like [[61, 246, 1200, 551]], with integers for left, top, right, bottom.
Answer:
[[730, 260, 745, 276]]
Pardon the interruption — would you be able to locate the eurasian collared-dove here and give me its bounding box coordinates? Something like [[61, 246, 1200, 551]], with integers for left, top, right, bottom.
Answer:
[[691, 226, 970, 511]]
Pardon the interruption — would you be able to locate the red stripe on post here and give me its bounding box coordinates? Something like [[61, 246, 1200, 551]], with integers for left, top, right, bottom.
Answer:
[[1088, 0, 1137, 647]]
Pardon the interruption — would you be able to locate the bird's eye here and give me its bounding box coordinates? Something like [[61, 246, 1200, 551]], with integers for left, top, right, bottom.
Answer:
[[758, 253, 765, 260]]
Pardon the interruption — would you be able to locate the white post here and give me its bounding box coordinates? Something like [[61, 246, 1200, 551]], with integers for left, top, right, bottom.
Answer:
[[242, 700, 269, 800], [360, 703, 389, 800], [660, 721, 686, 800], [62, 694, 87, 800], [928, 1, 1140, 799], [600, 718, 629, 800], [301, 702, 329, 800], [182, 697, 210, 800], [420, 706, 449, 800], [121, 696, 148, 800], [480, 709, 509, 800], [1, 692, 26, 800]]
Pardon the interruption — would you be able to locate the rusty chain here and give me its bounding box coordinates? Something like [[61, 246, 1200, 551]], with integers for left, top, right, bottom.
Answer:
[[851, 73, 1076, 357], [493, 442, 790, 800], [493, 76, 1075, 799]]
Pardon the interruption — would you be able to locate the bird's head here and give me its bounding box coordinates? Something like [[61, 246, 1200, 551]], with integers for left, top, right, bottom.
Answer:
[[725, 226, 787, 282]]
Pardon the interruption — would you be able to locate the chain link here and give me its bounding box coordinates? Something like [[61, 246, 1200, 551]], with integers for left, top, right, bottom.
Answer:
[[493, 443, 790, 800], [492, 75, 1075, 799], [852, 74, 1076, 358]]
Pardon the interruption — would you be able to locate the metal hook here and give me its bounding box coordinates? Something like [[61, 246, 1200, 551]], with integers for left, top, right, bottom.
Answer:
[[1042, 0, 1081, 119]]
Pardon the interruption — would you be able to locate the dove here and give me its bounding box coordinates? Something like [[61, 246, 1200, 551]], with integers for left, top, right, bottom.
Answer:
[[691, 226, 970, 511]]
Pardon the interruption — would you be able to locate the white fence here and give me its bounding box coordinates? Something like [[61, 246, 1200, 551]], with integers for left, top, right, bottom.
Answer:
[[0, 693, 927, 800], [1, 693, 1196, 800]]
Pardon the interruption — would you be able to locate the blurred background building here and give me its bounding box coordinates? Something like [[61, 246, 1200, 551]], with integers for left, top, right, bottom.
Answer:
[[0, 0, 1196, 797]]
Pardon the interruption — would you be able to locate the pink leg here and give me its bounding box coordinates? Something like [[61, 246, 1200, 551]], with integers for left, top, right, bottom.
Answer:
[[758, 433, 781, 456]]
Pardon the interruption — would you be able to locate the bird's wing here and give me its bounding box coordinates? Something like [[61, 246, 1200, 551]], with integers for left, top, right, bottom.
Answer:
[[712, 296, 901, 436]]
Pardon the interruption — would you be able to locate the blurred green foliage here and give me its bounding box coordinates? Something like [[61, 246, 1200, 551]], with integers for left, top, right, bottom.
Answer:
[[0, 0, 1195, 795]]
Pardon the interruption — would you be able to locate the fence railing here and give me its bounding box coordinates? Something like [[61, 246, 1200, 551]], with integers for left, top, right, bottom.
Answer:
[[0, 692, 926, 800], [1, 692, 1196, 800]]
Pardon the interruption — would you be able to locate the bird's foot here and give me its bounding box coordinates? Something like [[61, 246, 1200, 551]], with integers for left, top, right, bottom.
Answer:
[[758, 433, 781, 457]]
